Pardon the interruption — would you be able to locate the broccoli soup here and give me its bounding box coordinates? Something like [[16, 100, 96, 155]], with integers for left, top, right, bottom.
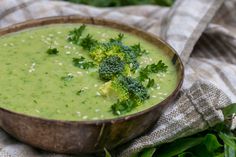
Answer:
[[0, 24, 177, 120]]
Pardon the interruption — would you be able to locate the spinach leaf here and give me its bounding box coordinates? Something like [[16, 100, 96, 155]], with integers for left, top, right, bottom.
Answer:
[[203, 134, 222, 152], [104, 148, 112, 157], [219, 132, 236, 150], [224, 144, 236, 157], [139, 148, 156, 157], [156, 137, 204, 157], [223, 103, 236, 118]]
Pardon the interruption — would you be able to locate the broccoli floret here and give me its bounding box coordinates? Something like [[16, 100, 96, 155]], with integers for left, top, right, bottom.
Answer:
[[99, 56, 125, 81], [109, 75, 149, 115], [116, 75, 149, 102], [100, 75, 149, 103], [89, 44, 125, 63], [99, 80, 129, 101]]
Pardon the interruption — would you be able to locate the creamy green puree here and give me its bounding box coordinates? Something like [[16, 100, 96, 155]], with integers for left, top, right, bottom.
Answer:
[[0, 24, 177, 120]]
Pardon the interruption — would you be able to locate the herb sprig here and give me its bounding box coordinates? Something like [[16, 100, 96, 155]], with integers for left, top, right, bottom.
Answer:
[[73, 57, 96, 69], [46, 48, 59, 55]]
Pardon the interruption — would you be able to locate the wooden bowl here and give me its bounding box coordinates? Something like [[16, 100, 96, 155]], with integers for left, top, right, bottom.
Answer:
[[0, 16, 184, 155]]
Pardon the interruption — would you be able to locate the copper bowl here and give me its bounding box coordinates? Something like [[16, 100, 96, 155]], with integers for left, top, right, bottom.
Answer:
[[0, 16, 184, 155]]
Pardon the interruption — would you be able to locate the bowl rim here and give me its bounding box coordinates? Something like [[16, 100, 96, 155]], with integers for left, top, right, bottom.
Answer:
[[0, 16, 184, 125]]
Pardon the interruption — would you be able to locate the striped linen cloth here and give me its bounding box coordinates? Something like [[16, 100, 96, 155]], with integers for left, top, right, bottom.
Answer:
[[0, 0, 235, 156]]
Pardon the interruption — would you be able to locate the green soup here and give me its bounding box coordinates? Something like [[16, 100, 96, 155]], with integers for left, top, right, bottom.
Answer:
[[0, 24, 177, 120]]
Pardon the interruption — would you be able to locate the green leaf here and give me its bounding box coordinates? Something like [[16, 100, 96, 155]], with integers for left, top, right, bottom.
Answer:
[[104, 148, 112, 157], [68, 24, 86, 44], [139, 60, 168, 82], [111, 99, 138, 115], [146, 78, 155, 88], [224, 144, 236, 157], [223, 103, 236, 118], [177, 152, 194, 157], [80, 34, 98, 50], [156, 137, 204, 157], [219, 132, 236, 150], [46, 48, 59, 55], [61, 74, 74, 81], [203, 134, 222, 152], [215, 153, 224, 157], [190, 144, 214, 157], [73, 57, 96, 69], [139, 148, 156, 157]]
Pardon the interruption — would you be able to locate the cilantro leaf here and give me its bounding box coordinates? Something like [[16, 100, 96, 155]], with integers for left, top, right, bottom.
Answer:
[[73, 57, 96, 69], [146, 78, 155, 88], [61, 74, 74, 81], [111, 99, 138, 115], [67, 24, 86, 44], [46, 48, 59, 55], [80, 34, 98, 50], [139, 60, 168, 82], [76, 89, 84, 95], [131, 43, 148, 57]]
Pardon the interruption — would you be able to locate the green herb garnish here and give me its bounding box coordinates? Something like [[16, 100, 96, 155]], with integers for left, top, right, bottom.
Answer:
[[73, 57, 96, 69], [61, 74, 74, 81], [76, 89, 84, 95], [46, 48, 59, 55], [67, 24, 86, 44], [111, 99, 138, 115], [68, 25, 168, 115], [139, 60, 168, 81]]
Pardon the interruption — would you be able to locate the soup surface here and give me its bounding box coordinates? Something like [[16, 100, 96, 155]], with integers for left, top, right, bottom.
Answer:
[[0, 24, 177, 120]]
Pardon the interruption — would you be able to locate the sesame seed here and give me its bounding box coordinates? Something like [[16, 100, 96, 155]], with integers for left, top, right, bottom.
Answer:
[[77, 71, 82, 74], [65, 51, 71, 55], [35, 109, 40, 113], [54, 41, 59, 45], [77, 111, 81, 116], [95, 109, 100, 112], [92, 117, 98, 120], [94, 84, 98, 87], [96, 92, 101, 96], [152, 95, 157, 98], [82, 116, 88, 119]]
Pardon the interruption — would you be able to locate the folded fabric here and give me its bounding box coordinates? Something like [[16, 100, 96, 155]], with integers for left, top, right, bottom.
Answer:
[[115, 81, 231, 156]]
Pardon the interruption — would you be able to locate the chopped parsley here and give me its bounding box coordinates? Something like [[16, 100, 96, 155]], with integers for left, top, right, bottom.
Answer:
[[46, 48, 59, 55], [139, 60, 168, 82], [67, 24, 86, 44], [76, 89, 84, 95], [73, 57, 96, 69], [111, 99, 138, 115], [61, 74, 74, 81]]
